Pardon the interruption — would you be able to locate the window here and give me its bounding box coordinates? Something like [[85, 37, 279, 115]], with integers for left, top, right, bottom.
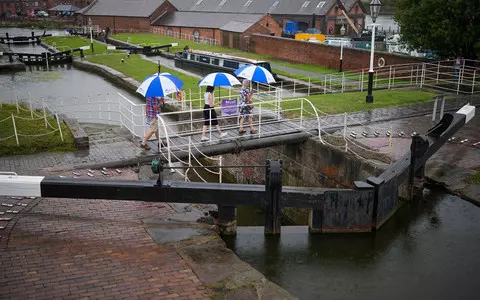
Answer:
[[193, 31, 200, 40], [212, 58, 220, 65], [223, 60, 239, 69], [317, 1, 325, 9], [195, 0, 203, 5], [219, 0, 227, 6], [167, 28, 173, 36], [190, 54, 196, 61], [244, 0, 253, 7], [199, 56, 210, 64], [301, 1, 310, 8]]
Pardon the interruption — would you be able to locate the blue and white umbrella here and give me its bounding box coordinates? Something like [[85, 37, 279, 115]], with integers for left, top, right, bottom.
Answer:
[[198, 72, 241, 87], [234, 64, 276, 84], [136, 73, 184, 97]]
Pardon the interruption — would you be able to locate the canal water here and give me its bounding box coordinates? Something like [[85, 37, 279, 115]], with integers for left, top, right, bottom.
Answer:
[[224, 189, 480, 300]]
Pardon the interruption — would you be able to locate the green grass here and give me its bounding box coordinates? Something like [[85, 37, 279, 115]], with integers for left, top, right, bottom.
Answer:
[[469, 171, 480, 184], [0, 103, 76, 157], [42, 36, 119, 56], [86, 54, 233, 107], [276, 89, 437, 116], [112, 33, 339, 77]]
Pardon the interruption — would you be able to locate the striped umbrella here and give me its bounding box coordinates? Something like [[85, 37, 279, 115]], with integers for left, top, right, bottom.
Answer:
[[136, 73, 184, 97], [234, 64, 276, 84]]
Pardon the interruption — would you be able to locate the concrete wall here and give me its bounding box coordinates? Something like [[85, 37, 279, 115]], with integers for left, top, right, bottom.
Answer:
[[251, 34, 426, 71], [220, 138, 392, 233]]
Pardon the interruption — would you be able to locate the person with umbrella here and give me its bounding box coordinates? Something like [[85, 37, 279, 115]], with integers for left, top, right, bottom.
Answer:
[[136, 71, 183, 150], [201, 85, 228, 142], [198, 72, 241, 142], [238, 79, 255, 134]]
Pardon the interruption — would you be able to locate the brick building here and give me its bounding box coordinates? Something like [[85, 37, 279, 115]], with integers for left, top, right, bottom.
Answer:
[[151, 12, 280, 49], [0, 0, 88, 16], [79, 0, 177, 33], [168, 0, 366, 37]]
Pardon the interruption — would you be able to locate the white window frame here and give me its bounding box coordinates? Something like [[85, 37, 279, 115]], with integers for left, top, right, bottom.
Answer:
[[219, 0, 227, 6], [301, 1, 311, 8], [317, 1, 326, 9], [244, 0, 253, 7]]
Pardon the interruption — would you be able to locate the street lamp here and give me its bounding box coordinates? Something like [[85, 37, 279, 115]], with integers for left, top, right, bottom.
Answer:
[[365, 0, 381, 103], [339, 24, 346, 72]]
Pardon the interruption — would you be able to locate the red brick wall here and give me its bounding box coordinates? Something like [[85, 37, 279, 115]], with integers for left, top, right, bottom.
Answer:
[[256, 14, 281, 37], [87, 16, 151, 33], [151, 26, 221, 44], [251, 34, 425, 71]]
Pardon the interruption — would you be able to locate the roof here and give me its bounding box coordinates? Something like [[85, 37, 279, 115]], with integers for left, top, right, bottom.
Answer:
[[48, 4, 81, 12], [152, 11, 264, 32], [82, 0, 166, 17], [168, 0, 339, 16]]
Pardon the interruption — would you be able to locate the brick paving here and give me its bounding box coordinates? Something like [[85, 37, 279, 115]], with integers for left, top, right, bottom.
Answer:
[[0, 168, 210, 300]]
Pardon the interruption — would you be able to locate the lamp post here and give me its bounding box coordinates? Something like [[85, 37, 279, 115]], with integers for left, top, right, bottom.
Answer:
[[88, 18, 94, 53], [339, 24, 346, 72], [366, 0, 381, 103]]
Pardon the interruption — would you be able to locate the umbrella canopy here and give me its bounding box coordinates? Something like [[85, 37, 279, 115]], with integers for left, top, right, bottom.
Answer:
[[136, 73, 184, 97], [234, 64, 276, 84], [198, 72, 241, 87]]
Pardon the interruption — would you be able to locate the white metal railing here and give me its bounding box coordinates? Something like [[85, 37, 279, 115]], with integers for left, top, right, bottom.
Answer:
[[150, 27, 217, 46]]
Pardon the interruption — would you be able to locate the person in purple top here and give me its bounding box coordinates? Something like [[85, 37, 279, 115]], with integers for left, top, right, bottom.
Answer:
[[140, 96, 164, 151]]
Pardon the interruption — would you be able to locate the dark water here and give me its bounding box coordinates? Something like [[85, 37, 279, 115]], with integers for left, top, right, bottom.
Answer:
[[225, 189, 480, 300]]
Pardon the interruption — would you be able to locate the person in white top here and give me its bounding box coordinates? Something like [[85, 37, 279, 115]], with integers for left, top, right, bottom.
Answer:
[[201, 86, 228, 141]]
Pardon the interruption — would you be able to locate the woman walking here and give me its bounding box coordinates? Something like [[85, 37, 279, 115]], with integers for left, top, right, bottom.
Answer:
[[239, 79, 255, 134], [201, 86, 228, 141]]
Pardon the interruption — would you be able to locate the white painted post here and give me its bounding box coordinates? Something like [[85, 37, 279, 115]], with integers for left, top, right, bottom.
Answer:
[[472, 70, 476, 94], [293, 80, 296, 97], [341, 72, 345, 93], [42, 102, 47, 128], [15, 94, 19, 114], [411, 66, 414, 85], [343, 112, 347, 152], [107, 93, 112, 125], [308, 77, 311, 96], [457, 69, 461, 95], [432, 96, 438, 122], [416, 65, 419, 85], [388, 66, 392, 89], [29, 97, 33, 119], [436, 61, 440, 83], [440, 96, 445, 119], [258, 103, 262, 138], [324, 75, 327, 94], [360, 69, 364, 92], [219, 156, 223, 184], [55, 113, 64, 142], [12, 114, 19, 146], [300, 99, 304, 128], [420, 63, 425, 88], [329, 74, 332, 91]]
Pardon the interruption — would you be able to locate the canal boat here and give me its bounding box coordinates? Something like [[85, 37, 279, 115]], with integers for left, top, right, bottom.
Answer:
[[174, 49, 280, 82]]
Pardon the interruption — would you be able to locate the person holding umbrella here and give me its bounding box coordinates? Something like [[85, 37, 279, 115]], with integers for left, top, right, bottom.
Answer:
[[140, 96, 164, 150], [198, 72, 241, 142], [201, 85, 228, 142], [238, 79, 255, 134], [136, 70, 184, 151]]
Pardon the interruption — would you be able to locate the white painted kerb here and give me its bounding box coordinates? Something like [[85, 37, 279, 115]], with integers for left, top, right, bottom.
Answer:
[[457, 104, 475, 124], [0, 175, 44, 197]]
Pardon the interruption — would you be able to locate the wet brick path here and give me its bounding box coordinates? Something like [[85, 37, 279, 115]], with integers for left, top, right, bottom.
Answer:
[[0, 169, 210, 300]]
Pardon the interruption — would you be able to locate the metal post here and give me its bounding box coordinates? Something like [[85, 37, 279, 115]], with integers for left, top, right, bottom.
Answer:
[[420, 63, 425, 88], [219, 156, 223, 184], [472, 70, 476, 94], [307, 77, 311, 96], [90, 26, 94, 52], [56, 113, 64, 142], [293, 80, 296, 97], [388, 66, 392, 89], [258, 103, 262, 137], [300, 99, 304, 128], [341, 72, 345, 93], [360, 69, 364, 92], [366, 23, 376, 103], [432, 96, 438, 122], [411, 66, 414, 85], [12, 114, 19, 146], [436, 61, 440, 83], [457, 68, 462, 95], [43, 102, 47, 128], [264, 160, 282, 235], [324, 75, 327, 94]]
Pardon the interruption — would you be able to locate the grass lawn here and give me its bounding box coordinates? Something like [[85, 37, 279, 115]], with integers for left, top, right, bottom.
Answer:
[[112, 33, 339, 77], [42, 36, 119, 56], [0, 103, 76, 157], [86, 54, 234, 106], [278, 89, 437, 116], [469, 171, 480, 184]]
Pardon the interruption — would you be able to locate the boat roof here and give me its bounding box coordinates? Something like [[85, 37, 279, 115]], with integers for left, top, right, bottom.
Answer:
[[187, 49, 268, 64]]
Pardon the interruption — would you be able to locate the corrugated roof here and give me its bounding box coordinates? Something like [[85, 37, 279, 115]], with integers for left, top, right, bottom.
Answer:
[[220, 20, 256, 33], [48, 4, 81, 12], [152, 11, 263, 30], [83, 0, 166, 17], [168, 0, 338, 16]]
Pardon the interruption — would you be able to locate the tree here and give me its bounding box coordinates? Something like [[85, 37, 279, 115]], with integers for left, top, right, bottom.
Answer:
[[394, 0, 480, 59]]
